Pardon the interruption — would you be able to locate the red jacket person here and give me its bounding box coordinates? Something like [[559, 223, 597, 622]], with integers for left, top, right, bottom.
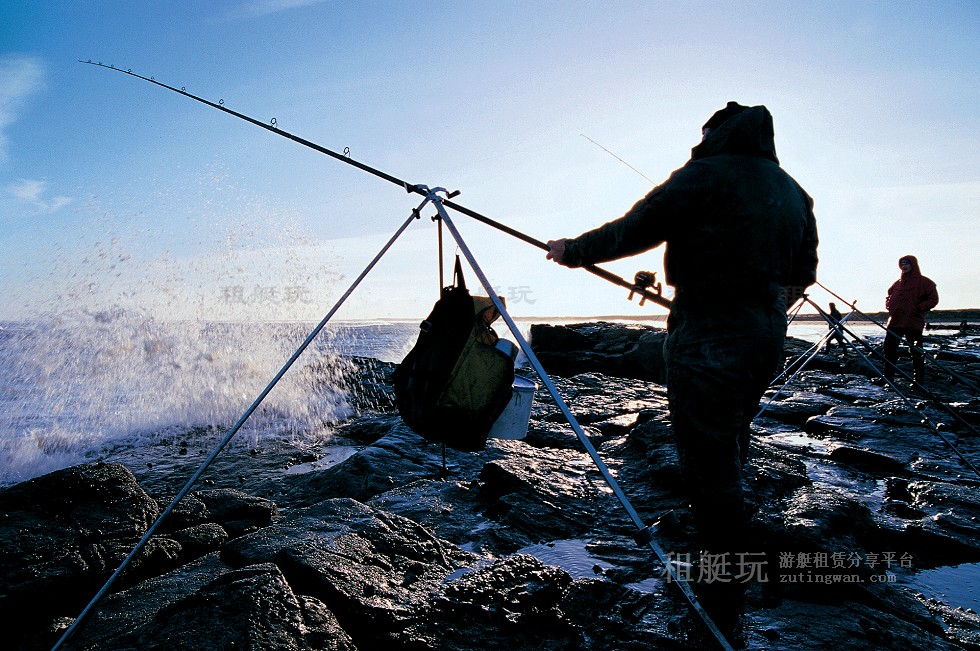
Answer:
[[883, 255, 939, 382]]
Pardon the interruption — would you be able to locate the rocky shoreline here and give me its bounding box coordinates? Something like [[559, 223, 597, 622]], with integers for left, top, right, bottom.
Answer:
[[2, 322, 980, 650]]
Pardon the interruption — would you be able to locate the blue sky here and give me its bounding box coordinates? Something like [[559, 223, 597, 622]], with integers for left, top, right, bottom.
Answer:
[[1, 1, 977, 321]]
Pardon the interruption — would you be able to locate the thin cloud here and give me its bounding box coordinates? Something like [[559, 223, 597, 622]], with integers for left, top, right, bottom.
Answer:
[[0, 54, 45, 163], [237, 0, 327, 18], [7, 179, 72, 214]]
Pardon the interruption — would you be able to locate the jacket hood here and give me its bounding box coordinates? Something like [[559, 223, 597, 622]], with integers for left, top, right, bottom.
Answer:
[[691, 103, 779, 164], [899, 255, 921, 275]]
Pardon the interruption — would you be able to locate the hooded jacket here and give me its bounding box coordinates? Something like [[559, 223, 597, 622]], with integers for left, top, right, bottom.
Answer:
[[562, 104, 818, 301], [885, 255, 939, 331]]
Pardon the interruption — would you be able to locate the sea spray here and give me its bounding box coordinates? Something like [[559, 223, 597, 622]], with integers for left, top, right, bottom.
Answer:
[[0, 311, 356, 486], [0, 164, 361, 486]]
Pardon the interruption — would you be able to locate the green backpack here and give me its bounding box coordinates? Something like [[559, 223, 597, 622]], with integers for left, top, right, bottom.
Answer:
[[392, 258, 515, 451]]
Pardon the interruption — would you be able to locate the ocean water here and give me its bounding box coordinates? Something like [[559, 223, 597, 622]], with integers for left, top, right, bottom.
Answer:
[[0, 314, 891, 488], [0, 313, 404, 487]]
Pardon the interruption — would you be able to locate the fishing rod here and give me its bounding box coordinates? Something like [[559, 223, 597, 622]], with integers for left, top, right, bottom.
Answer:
[[580, 133, 657, 185], [770, 308, 853, 385], [758, 295, 980, 479], [813, 284, 980, 441], [802, 297, 980, 478], [785, 292, 807, 326], [79, 60, 671, 310], [755, 312, 850, 420], [810, 291, 979, 417], [816, 280, 979, 394]]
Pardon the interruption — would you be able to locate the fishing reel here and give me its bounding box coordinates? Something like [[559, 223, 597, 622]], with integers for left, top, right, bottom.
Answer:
[[627, 271, 662, 306]]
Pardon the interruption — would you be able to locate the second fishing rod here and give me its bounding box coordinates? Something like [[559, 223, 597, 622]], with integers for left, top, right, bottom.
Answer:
[[80, 60, 671, 310]]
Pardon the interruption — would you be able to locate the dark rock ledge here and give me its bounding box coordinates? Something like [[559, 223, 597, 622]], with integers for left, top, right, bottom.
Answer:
[[1, 322, 979, 650]]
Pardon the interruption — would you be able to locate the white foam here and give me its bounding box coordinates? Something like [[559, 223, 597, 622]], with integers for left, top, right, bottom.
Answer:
[[0, 312, 354, 485]]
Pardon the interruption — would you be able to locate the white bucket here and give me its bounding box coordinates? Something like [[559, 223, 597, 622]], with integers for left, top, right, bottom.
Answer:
[[488, 375, 538, 440], [494, 339, 519, 362]]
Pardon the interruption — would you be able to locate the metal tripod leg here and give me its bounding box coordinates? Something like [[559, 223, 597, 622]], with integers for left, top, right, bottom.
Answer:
[[427, 188, 737, 651], [756, 306, 854, 419], [800, 297, 980, 477], [51, 201, 430, 651]]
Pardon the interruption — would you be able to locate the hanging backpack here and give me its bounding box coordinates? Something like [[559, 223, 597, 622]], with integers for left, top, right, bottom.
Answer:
[[392, 257, 515, 451]]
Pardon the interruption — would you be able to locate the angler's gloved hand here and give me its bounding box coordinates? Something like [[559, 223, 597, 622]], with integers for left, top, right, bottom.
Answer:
[[546, 239, 571, 266]]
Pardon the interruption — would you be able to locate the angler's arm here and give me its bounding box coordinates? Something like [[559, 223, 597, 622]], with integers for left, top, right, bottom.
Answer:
[[558, 183, 677, 268]]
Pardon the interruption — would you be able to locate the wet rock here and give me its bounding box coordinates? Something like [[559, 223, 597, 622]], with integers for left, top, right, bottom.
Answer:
[[902, 481, 980, 564], [757, 390, 846, 426], [0, 463, 284, 651], [367, 477, 492, 551], [624, 330, 669, 383], [165, 492, 210, 530], [278, 422, 458, 507], [601, 414, 689, 513], [523, 420, 586, 450], [821, 381, 897, 405], [531, 372, 668, 441], [780, 484, 878, 547], [63, 554, 235, 650], [805, 403, 954, 473], [221, 498, 475, 647], [332, 412, 402, 444], [411, 554, 580, 650], [746, 600, 963, 650], [192, 488, 278, 537], [916, 593, 980, 649], [341, 356, 397, 412], [73, 557, 355, 651], [530, 322, 667, 382], [6, 324, 980, 651], [169, 522, 230, 557], [362, 439, 604, 557], [743, 439, 812, 520], [138, 563, 344, 651], [827, 445, 908, 473], [119, 489, 277, 584], [479, 440, 605, 551], [558, 578, 688, 651], [532, 349, 629, 381], [0, 462, 159, 637], [528, 323, 595, 352]]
